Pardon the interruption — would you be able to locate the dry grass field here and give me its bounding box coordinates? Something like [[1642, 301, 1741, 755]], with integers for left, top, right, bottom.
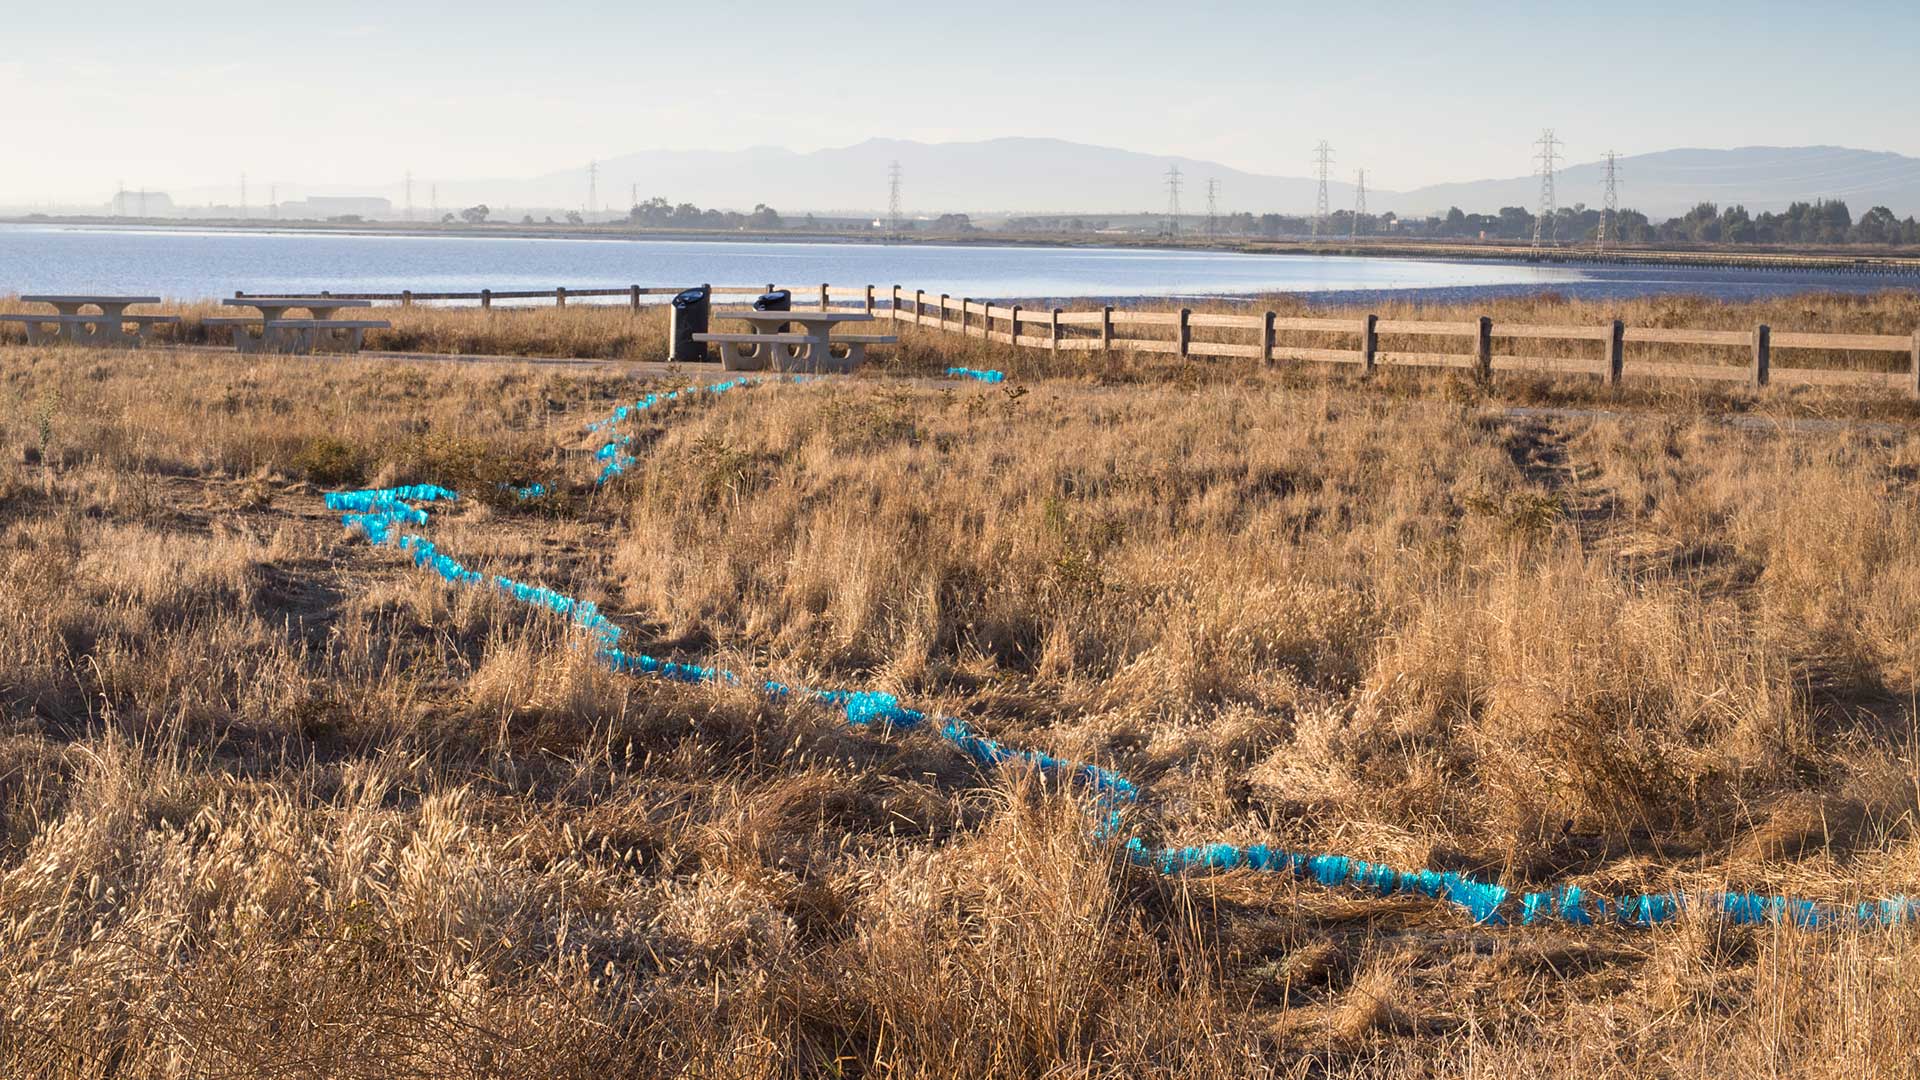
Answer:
[[4, 294, 1920, 1077]]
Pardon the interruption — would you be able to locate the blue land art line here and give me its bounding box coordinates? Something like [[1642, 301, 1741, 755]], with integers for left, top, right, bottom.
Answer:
[[946, 367, 1006, 383], [325, 382, 1916, 933]]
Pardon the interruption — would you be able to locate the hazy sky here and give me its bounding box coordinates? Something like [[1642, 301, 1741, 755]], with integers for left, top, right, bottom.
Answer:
[[7, 0, 1917, 204]]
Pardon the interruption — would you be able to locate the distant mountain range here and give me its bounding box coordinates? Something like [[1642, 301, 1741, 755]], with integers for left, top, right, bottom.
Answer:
[[492, 140, 1920, 220], [153, 139, 1920, 221]]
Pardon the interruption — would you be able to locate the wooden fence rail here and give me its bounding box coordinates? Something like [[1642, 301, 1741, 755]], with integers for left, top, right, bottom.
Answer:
[[227, 279, 1920, 397], [854, 282, 1920, 399]]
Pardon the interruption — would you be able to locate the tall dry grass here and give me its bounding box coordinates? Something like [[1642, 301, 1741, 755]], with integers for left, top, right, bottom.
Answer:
[[2, 336, 1920, 1076]]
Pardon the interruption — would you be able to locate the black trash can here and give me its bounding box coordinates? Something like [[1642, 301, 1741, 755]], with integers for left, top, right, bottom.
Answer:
[[669, 284, 711, 362], [753, 288, 792, 334]]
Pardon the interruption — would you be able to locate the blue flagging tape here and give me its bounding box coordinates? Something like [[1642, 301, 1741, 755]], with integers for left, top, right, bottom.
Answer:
[[323, 382, 1919, 934], [947, 367, 1005, 383], [584, 376, 786, 485]]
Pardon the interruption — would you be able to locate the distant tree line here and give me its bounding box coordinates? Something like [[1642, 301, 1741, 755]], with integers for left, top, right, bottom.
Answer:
[[628, 198, 784, 230], [1176, 200, 1920, 247]]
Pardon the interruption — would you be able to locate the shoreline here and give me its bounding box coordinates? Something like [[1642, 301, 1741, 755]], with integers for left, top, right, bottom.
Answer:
[[8, 216, 1920, 277]]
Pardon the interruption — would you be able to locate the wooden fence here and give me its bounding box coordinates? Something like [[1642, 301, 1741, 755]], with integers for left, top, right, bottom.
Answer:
[[233, 280, 1920, 396], [812, 283, 1920, 398]]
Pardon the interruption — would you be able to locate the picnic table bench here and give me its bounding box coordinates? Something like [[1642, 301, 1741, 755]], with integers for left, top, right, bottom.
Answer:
[[694, 309, 896, 373], [214, 297, 390, 354], [0, 296, 178, 347]]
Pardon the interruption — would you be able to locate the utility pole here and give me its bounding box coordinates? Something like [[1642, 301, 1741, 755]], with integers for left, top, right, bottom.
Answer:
[[630, 182, 638, 214], [1312, 141, 1334, 242], [1531, 129, 1563, 252], [588, 161, 599, 218], [1205, 178, 1219, 239], [887, 160, 904, 239], [431, 184, 438, 222], [269, 183, 277, 219], [1599, 150, 1619, 254], [1352, 168, 1367, 239], [115, 178, 125, 217], [1163, 164, 1183, 238]]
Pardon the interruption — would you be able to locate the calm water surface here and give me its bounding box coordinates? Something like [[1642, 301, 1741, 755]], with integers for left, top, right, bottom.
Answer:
[[1, 223, 1910, 304]]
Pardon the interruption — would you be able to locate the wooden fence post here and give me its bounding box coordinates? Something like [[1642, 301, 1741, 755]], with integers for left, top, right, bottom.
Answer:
[[401, 290, 413, 307], [914, 290, 925, 325], [1262, 311, 1276, 366], [864, 285, 874, 315], [555, 287, 567, 308], [480, 288, 491, 310], [819, 283, 830, 311], [629, 284, 641, 311], [1911, 328, 1920, 400], [960, 300, 970, 337], [891, 286, 901, 321], [1011, 305, 1022, 345], [1608, 319, 1625, 385], [1050, 308, 1062, 353], [1751, 324, 1771, 387], [1361, 314, 1379, 375], [1475, 316, 1493, 380], [1178, 308, 1191, 358], [1101, 306, 1114, 351], [939, 294, 949, 328]]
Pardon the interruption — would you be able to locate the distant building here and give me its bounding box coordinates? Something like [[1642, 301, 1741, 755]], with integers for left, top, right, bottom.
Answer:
[[277, 196, 394, 220], [108, 191, 176, 216]]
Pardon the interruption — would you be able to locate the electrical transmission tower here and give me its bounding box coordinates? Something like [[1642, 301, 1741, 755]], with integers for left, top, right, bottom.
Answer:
[[1205, 177, 1219, 238], [1312, 141, 1334, 241], [587, 161, 599, 218], [1352, 169, 1367, 239], [1598, 150, 1619, 254], [430, 184, 438, 221], [1530, 129, 1563, 252], [269, 184, 277, 219], [1163, 165, 1183, 238], [888, 160, 904, 238]]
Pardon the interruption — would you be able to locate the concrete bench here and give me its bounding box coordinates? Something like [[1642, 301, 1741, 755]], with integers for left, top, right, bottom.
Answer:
[[205, 317, 391, 355], [694, 332, 814, 371], [693, 331, 896, 373], [0, 312, 180, 346]]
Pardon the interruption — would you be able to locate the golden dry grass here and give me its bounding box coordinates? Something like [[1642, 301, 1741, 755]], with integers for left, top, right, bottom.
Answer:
[[3, 320, 1920, 1077]]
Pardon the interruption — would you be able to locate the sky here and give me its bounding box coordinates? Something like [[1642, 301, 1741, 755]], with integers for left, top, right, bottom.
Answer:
[[6, 0, 1918, 206]]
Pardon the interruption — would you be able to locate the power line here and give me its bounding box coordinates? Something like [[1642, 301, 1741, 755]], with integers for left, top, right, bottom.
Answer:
[[1531, 129, 1563, 252], [1163, 164, 1183, 238], [1352, 168, 1367, 239], [1205, 177, 1219, 239], [1312, 141, 1334, 241], [1599, 150, 1620, 254], [888, 160, 904, 238]]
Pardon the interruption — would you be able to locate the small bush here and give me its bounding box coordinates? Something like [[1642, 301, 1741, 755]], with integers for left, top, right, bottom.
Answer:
[[292, 436, 366, 486]]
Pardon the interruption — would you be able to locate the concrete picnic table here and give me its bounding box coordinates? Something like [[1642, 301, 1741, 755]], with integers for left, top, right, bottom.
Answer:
[[697, 309, 893, 372], [1, 295, 176, 346], [213, 296, 388, 354]]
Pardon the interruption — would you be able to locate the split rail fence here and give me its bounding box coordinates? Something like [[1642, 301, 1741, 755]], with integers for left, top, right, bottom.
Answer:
[[235, 280, 1920, 396], [833, 284, 1920, 397]]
